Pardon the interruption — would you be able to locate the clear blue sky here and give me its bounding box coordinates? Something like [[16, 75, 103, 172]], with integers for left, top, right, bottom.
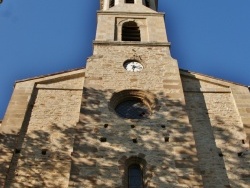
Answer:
[[0, 0, 249, 119]]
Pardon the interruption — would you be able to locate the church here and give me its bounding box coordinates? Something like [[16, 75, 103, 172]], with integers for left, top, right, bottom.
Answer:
[[0, 0, 250, 187]]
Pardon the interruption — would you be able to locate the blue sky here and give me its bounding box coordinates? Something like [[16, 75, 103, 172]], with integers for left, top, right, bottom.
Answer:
[[0, 0, 249, 119]]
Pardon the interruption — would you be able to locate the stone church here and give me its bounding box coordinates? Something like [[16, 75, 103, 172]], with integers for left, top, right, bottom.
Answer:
[[0, 0, 249, 187]]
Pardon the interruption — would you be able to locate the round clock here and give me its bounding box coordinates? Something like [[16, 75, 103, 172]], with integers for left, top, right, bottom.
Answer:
[[123, 61, 143, 72]]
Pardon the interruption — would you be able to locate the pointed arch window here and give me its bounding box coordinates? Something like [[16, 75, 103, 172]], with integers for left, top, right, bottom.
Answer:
[[122, 21, 141, 41], [128, 164, 144, 188], [109, 0, 115, 8], [126, 0, 134, 4]]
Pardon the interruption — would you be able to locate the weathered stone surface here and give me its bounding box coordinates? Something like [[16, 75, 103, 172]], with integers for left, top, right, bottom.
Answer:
[[0, 70, 84, 187], [182, 73, 250, 188], [0, 1, 249, 188]]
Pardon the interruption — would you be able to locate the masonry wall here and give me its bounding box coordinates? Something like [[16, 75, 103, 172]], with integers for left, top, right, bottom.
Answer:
[[95, 12, 167, 42], [69, 44, 203, 187], [0, 68, 249, 188], [181, 74, 250, 188], [0, 71, 84, 187], [0, 80, 35, 187]]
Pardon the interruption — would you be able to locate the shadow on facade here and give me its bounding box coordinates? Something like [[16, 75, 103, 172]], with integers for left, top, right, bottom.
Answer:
[[1, 82, 248, 187], [183, 73, 248, 188], [69, 87, 203, 187], [2, 88, 75, 187]]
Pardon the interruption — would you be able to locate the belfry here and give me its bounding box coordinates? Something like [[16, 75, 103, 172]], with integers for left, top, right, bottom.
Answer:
[[0, 1, 249, 187]]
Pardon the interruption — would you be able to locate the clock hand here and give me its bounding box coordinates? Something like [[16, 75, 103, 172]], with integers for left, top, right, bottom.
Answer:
[[133, 65, 142, 71], [132, 65, 136, 71]]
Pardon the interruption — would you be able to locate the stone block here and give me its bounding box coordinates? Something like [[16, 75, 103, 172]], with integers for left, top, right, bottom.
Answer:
[[175, 160, 198, 168]]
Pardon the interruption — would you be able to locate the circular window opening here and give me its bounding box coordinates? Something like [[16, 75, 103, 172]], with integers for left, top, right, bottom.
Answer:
[[115, 98, 150, 119], [110, 90, 157, 120]]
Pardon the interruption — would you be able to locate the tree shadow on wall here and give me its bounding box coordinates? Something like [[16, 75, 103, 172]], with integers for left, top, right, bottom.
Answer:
[[182, 73, 249, 188], [68, 86, 230, 188], [1, 82, 248, 188], [1, 88, 79, 188]]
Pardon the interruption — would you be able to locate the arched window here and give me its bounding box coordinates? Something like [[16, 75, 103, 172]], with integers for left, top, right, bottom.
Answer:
[[128, 164, 144, 188], [122, 21, 141, 41], [126, 0, 134, 4], [120, 156, 148, 188], [109, 0, 115, 8]]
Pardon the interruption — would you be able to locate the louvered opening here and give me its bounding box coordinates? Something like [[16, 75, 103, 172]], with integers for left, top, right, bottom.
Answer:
[[109, 0, 115, 8], [125, 0, 134, 4], [122, 21, 141, 41]]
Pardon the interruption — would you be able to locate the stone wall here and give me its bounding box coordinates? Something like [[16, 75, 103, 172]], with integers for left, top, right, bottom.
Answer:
[[11, 77, 84, 187], [1, 0, 249, 186], [95, 12, 167, 42], [69, 44, 203, 187], [0, 70, 84, 187], [1, 67, 249, 188], [182, 73, 250, 188]]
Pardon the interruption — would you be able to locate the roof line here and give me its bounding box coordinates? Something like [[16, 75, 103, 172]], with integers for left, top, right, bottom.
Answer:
[[16, 67, 85, 83], [179, 68, 247, 87]]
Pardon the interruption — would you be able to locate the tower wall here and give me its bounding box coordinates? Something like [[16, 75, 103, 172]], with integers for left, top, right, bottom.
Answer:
[[68, 42, 203, 187], [95, 12, 168, 42]]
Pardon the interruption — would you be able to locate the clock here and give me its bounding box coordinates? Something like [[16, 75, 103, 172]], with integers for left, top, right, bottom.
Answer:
[[123, 61, 143, 72]]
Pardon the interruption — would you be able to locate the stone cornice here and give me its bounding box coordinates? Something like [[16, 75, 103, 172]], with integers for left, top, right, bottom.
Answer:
[[97, 11, 165, 17], [93, 41, 170, 47]]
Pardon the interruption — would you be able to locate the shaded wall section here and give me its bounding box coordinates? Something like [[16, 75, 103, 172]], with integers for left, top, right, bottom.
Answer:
[[181, 71, 250, 188], [0, 70, 84, 187]]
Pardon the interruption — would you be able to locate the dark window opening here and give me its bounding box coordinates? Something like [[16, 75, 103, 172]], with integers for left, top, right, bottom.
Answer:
[[126, 0, 134, 3], [218, 152, 224, 157], [41, 149, 47, 155], [145, 0, 150, 7], [115, 98, 149, 119], [128, 164, 143, 188], [100, 137, 107, 142], [15, 149, 21, 154], [165, 136, 170, 142], [110, 0, 115, 8], [132, 138, 138, 143], [122, 21, 141, 41]]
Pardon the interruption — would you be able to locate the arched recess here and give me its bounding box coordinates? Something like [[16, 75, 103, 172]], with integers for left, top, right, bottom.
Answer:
[[122, 21, 141, 41], [128, 164, 143, 187], [119, 156, 149, 187], [116, 19, 147, 41]]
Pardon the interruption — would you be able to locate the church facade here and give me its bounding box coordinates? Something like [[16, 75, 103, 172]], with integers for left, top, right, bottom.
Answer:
[[0, 0, 249, 187]]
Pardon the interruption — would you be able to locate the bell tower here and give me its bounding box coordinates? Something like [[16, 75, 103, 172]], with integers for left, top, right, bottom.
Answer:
[[70, 0, 203, 187]]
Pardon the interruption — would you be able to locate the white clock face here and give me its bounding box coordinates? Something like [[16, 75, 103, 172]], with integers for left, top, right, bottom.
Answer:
[[124, 61, 143, 72]]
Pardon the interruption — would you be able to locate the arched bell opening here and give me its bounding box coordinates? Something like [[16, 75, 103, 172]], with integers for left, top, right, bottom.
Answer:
[[122, 21, 141, 41]]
